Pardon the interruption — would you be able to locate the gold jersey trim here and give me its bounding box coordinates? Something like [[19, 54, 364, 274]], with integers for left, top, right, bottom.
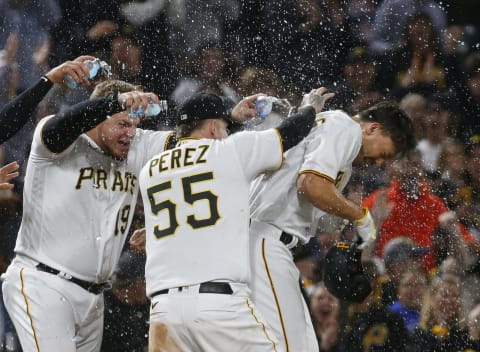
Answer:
[[20, 268, 41, 352], [298, 170, 335, 183], [261, 238, 290, 352]]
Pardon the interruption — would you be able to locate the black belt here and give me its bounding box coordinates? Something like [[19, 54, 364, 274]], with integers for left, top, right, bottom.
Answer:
[[280, 232, 295, 246], [36, 263, 112, 295], [150, 282, 233, 299], [279, 232, 303, 257]]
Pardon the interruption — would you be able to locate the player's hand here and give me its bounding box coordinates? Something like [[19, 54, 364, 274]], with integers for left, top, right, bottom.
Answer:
[[129, 228, 146, 253], [353, 207, 376, 250], [231, 93, 266, 122], [118, 91, 159, 116], [0, 161, 20, 191], [45, 55, 97, 86], [300, 87, 335, 114]]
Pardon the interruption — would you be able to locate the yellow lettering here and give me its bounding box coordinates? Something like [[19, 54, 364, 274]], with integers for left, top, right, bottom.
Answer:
[[171, 149, 182, 169], [75, 167, 94, 189], [159, 153, 169, 172], [184, 148, 195, 166], [96, 169, 107, 189], [196, 145, 209, 164], [112, 171, 124, 192], [149, 158, 159, 177]]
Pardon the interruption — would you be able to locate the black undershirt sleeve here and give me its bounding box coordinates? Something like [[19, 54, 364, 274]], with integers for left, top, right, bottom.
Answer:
[[41, 95, 123, 153], [0, 77, 53, 144], [275, 106, 316, 151]]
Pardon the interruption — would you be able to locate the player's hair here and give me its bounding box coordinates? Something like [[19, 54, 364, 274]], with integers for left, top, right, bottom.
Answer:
[[357, 100, 417, 155], [175, 120, 209, 139], [89, 80, 143, 99]]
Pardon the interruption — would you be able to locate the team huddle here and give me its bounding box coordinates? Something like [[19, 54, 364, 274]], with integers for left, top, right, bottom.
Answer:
[[0, 57, 415, 352]]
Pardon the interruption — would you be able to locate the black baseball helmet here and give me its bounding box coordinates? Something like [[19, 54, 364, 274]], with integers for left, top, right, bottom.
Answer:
[[323, 241, 372, 303]]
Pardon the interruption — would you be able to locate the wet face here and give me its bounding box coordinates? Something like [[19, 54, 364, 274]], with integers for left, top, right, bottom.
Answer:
[[359, 124, 396, 166], [93, 112, 140, 160]]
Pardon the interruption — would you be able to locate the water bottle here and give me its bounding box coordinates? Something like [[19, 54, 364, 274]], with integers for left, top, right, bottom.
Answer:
[[255, 96, 278, 121], [64, 59, 110, 89], [127, 100, 168, 119], [244, 96, 293, 129]]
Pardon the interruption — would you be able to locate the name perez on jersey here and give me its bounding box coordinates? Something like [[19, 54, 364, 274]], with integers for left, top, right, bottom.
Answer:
[[147, 144, 210, 177], [75, 167, 137, 194]]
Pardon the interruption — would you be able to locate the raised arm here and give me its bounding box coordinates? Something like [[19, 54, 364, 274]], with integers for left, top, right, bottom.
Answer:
[[0, 56, 95, 144], [41, 90, 159, 153]]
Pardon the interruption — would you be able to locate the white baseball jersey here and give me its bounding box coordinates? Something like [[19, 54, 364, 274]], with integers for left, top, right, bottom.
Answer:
[[140, 129, 283, 296], [249, 110, 362, 352], [14, 115, 174, 282], [249, 110, 362, 243]]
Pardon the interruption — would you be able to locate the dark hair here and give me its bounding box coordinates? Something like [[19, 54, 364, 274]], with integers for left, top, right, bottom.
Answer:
[[358, 100, 416, 155], [90, 80, 142, 99]]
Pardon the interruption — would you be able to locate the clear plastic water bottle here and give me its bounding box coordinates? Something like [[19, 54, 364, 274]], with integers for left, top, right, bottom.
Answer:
[[244, 96, 293, 129], [64, 58, 111, 89], [255, 96, 278, 121], [127, 100, 168, 119]]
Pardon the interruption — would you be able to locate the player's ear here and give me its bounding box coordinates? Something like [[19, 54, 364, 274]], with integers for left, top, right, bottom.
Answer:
[[366, 122, 381, 135], [208, 119, 217, 137]]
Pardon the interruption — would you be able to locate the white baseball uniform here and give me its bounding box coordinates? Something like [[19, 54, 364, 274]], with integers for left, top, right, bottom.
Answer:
[[1, 115, 174, 352], [249, 110, 362, 352], [140, 130, 284, 351]]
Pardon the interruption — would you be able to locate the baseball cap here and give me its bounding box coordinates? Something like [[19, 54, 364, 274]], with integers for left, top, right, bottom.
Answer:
[[323, 241, 372, 303], [176, 92, 231, 125], [383, 237, 430, 267]]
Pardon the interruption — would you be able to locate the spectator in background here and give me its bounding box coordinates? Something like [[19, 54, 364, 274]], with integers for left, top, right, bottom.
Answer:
[[330, 46, 383, 114], [0, 32, 20, 103], [309, 282, 341, 352], [344, 0, 377, 47], [416, 95, 454, 175], [171, 44, 240, 107], [399, 93, 428, 141], [468, 302, 480, 348], [0, 0, 62, 91], [251, 0, 352, 92], [342, 260, 409, 352], [457, 52, 480, 144], [368, 0, 447, 56], [408, 274, 477, 351], [101, 250, 149, 352], [362, 151, 476, 274], [432, 139, 470, 212], [164, 0, 241, 59], [391, 13, 448, 99], [388, 270, 428, 333], [381, 237, 429, 306], [463, 136, 480, 237]]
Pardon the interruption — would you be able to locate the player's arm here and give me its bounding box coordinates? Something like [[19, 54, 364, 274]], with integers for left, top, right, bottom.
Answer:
[[42, 91, 158, 153], [298, 174, 364, 220], [298, 173, 376, 248], [0, 56, 94, 144], [276, 87, 335, 151]]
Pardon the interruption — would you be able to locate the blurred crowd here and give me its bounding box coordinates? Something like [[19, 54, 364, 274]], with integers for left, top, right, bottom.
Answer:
[[1, 0, 480, 351]]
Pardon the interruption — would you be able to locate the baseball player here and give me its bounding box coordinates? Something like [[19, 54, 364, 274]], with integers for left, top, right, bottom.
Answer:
[[140, 88, 334, 351], [249, 101, 416, 351], [1, 80, 176, 351]]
